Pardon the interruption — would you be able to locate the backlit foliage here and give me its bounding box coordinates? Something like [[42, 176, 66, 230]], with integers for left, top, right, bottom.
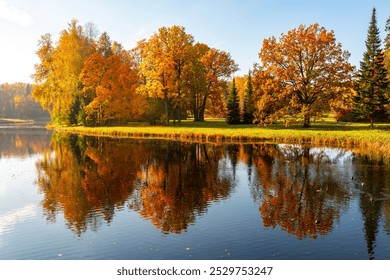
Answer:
[[33, 20, 94, 125]]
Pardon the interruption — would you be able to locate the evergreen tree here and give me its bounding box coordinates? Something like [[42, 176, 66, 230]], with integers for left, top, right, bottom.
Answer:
[[97, 32, 113, 58], [355, 8, 389, 128], [242, 70, 255, 124], [385, 16, 390, 79], [385, 16, 390, 118], [226, 78, 241, 124]]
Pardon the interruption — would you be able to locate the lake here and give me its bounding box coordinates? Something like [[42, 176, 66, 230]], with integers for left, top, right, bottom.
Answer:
[[1, 124, 390, 260]]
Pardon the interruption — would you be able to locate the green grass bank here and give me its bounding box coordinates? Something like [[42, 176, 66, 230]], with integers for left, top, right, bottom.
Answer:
[[51, 118, 390, 159]]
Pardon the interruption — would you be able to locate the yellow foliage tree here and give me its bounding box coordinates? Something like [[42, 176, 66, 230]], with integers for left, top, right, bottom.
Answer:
[[32, 20, 94, 125], [140, 26, 194, 124]]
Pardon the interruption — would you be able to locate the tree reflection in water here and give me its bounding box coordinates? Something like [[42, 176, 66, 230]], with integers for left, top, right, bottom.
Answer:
[[36, 135, 149, 235], [248, 144, 352, 239], [35, 133, 390, 253], [0, 127, 51, 158], [129, 142, 233, 233], [36, 134, 234, 235], [352, 155, 390, 259]]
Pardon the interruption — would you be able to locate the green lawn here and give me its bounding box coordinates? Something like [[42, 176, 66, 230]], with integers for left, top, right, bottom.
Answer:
[[51, 118, 390, 158]]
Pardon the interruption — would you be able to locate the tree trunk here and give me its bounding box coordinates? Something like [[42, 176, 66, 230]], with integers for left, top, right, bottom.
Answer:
[[199, 107, 205, 122], [197, 95, 208, 122], [193, 106, 205, 122], [172, 108, 177, 125], [303, 114, 311, 127], [163, 91, 169, 125], [193, 105, 199, 121], [164, 102, 169, 125], [370, 117, 374, 129]]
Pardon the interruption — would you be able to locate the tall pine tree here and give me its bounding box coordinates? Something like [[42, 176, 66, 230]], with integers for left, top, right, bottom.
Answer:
[[226, 78, 241, 124], [355, 8, 389, 128], [242, 70, 255, 124], [385, 16, 390, 80]]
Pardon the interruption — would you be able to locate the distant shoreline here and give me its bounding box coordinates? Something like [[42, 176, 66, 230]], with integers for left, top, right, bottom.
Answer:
[[0, 118, 34, 124]]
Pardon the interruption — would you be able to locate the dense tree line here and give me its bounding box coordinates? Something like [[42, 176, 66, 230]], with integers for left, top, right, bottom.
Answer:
[[32, 20, 237, 125], [31, 8, 390, 127], [0, 82, 48, 119]]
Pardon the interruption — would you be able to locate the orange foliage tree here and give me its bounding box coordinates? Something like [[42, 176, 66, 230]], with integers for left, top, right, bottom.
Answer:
[[257, 24, 355, 127], [80, 33, 146, 125], [139, 27, 238, 123], [252, 68, 285, 125]]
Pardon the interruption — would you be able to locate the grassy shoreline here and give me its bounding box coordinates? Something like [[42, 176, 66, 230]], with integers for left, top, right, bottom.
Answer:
[[50, 118, 390, 158]]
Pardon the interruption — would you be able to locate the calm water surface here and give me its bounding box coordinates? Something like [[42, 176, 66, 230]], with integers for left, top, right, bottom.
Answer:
[[1, 125, 390, 259]]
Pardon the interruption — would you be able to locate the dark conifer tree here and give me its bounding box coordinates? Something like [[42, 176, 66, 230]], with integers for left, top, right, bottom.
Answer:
[[355, 8, 389, 128], [242, 70, 255, 124], [385, 16, 390, 79], [226, 78, 241, 124]]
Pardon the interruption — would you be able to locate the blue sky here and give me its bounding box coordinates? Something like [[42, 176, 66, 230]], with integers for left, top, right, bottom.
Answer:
[[1, 0, 389, 83]]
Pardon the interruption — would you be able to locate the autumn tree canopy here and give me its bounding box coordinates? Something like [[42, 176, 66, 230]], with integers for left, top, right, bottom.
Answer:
[[256, 23, 355, 127], [32, 20, 153, 125], [32, 19, 390, 127], [139, 26, 195, 124], [199, 48, 238, 121], [80, 33, 145, 125], [139, 26, 237, 124], [32, 20, 94, 125]]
